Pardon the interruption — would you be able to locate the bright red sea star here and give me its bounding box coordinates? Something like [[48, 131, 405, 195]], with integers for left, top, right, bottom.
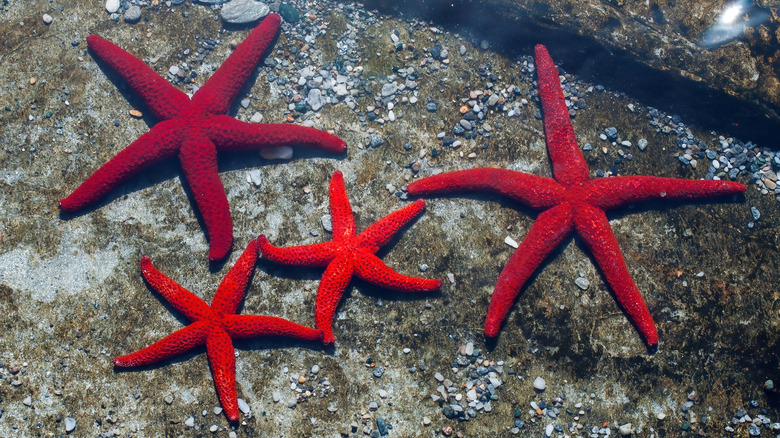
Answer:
[[259, 171, 442, 345], [407, 44, 746, 348], [59, 14, 346, 262], [113, 238, 323, 423]]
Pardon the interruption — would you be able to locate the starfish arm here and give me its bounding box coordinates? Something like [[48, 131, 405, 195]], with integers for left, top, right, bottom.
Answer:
[[87, 35, 190, 121], [485, 204, 575, 337], [572, 203, 659, 347], [222, 314, 323, 341], [406, 168, 565, 209], [113, 320, 210, 367], [258, 235, 336, 266], [329, 171, 357, 239], [139, 255, 212, 321], [356, 200, 426, 249], [179, 134, 233, 262], [191, 14, 281, 116], [59, 123, 182, 212], [585, 176, 747, 210], [205, 328, 239, 423], [315, 255, 356, 345], [206, 116, 347, 154], [353, 250, 442, 292], [211, 238, 260, 315], [534, 45, 590, 185]]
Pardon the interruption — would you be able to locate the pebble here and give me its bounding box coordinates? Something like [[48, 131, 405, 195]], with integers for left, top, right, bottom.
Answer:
[[373, 367, 384, 378], [504, 236, 518, 248], [210, 425, 218, 432], [637, 138, 648, 151], [105, 0, 120, 13], [247, 169, 262, 187], [657, 412, 666, 420], [403, 347, 410, 354], [321, 214, 333, 232], [545, 423, 554, 436], [307, 88, 323, 111], [42, 14, 53, 24], [574, 277, 589, 290], [64, 417, 76, 433], [123, 6, 141, 23], [311, 364, 320, 374], [619, 423, 632, 435], [23, 395, 32, 406], [533, 376, 546, 391], [220, 0, 270, 24], [185, 416, 195, 427], [237, 398, 250, 414], [369, 133, 385, 148], [381, 83, 398, 97], [750, 206, 760, 221]]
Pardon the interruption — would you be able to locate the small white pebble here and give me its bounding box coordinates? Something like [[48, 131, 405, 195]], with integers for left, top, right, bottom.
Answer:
[[64, 417, 76, 433], [213, 407, 222, 415], [209, 424, 218, 432], [657, 412, 666, 420], [23, 395, 32, 406], [105, 0, 120, 13], [545, 423, 554, 436], [237, 398, 250, 414], [619, 423, 632, 435], [311, 364, 320, 374], [184, 416, 195, 427], [504, 236, 518, 248], [533, 376, 546, 391], [42, 14, 53, 24], [403, 347, 410, 354]]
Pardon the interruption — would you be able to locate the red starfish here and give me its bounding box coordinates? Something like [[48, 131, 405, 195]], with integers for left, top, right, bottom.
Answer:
[[59, 14, 347, 262], [406, 44, 746, 348], [258, 171, 442, 345], [113, 238, 323, 423]]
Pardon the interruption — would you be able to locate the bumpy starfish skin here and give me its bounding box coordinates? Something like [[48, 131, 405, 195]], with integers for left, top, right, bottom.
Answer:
[[59, 14, 347, 262], [113, 238, 323, 423], [259, 171, 442, 344], [407, 44, 746, 348]]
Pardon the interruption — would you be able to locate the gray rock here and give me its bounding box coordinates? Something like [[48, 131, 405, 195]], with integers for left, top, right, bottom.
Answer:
[[307, 88, 323, 111], [220, 0, 270, 24], [123, 6, 142, 23], [381, 83, 398, 97], [64, 417, 76, 433]]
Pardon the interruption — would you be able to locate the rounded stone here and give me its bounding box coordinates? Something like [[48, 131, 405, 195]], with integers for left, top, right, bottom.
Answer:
[[220, 0, 270, 24]]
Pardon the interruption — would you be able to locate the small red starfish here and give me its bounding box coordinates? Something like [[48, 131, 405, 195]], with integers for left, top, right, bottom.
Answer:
[[407, 44, 746, 348], [259, 171, 442, 345], [59, 14, 347, 262], [113, 238, 323, 423]]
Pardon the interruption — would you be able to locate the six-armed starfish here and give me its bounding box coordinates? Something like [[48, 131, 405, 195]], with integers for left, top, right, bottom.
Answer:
[[407, 44, 746, 348], [113, 238, 323, 423], [259, 171, 442, 344], [59, 14, 347, 262]]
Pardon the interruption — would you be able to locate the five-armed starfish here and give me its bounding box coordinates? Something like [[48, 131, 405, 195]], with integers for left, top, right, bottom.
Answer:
[[59, 14, 347, 262], [259, 171, 442, 344], [407, 44, 746, 348], [113, 238, 323, 423]]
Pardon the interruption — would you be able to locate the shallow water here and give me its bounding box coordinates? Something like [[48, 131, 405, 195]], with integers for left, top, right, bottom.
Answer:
[[0, 0, 777, 437]]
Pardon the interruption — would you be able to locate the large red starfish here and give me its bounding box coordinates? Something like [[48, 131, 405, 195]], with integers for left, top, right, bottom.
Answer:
[[258, 171, 442, 345], [59, 14, 347, 262], [407, 44, 746, 348], [113, 238, 323, 423]]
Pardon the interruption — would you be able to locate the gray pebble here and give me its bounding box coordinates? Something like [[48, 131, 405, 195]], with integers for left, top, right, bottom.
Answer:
[[220, 0, 270, 24], [307, 88, 323, 111], [637, 138, 648, 151], [574, 277, 589, 290], [369, 133, 385, 148], [123, 6, 142, 23], [381, 83, 398, 97], [237, 398, 251, 414], [321, 214, 333, 232], [751, 206, 760, 221], [65, 417, 76, 433]]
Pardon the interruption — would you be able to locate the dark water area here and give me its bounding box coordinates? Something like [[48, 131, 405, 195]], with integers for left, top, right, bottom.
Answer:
[[365, 0, 780, 149]]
